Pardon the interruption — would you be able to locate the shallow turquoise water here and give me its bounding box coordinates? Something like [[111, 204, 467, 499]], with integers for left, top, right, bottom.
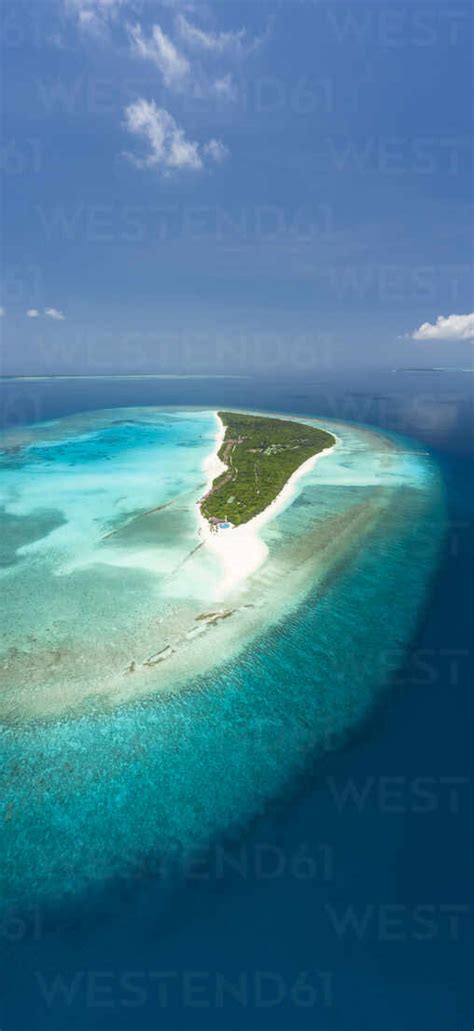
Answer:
[[0, 407, 444, 905]]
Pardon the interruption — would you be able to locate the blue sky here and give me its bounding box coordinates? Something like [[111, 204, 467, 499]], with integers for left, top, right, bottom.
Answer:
[[1, 0, 473, 374]]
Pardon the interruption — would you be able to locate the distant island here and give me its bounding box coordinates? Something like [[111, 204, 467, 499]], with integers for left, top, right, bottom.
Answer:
[[200, 411, 335, 527], [393, 367, 474, 374], [0, 373, 246, 381]]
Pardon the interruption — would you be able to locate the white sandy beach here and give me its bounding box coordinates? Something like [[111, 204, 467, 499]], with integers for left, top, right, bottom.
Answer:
[[198, 413, 337, 597]]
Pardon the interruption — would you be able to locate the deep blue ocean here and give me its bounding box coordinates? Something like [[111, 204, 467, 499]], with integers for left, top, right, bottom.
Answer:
[[0, 369, 472, 1031]]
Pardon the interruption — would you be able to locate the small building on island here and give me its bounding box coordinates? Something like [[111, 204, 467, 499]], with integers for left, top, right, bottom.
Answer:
[[207, 516, 233, 533]]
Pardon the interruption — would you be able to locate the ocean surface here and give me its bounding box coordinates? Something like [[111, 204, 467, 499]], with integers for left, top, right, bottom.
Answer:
[[0, 370, 472, 1031]]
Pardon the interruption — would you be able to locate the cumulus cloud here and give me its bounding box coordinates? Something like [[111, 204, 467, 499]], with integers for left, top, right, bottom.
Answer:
[[65, 0, 266, 165], [26, 308, 40, 317], [124, 99, 228, 173], [412, 313, 474, 341], [44, 307, 66, 320], [128, 23, 190, 90]]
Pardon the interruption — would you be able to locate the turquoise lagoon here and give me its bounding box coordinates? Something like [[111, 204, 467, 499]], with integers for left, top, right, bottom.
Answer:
[[0, 408, 444, 904]]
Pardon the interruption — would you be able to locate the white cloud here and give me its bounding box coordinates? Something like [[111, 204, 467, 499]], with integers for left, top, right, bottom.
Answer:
[[212, 74, 237, 100], [128, 23, 190, 90], [124, 99, 228, 173], [176, 13, 262, 57], [65, 0, 126, 35], [412, 313, 474, 341], [26, 308, 40, 317], [128, 14, 266, 99], [44, 307, 66, 320], [66, 0, 124, 21], [202, 138, 228, 163], [0, 307, 4, 316]]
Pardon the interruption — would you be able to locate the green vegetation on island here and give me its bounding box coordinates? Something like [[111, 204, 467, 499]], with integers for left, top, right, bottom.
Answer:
[[201, 411, 335, 527]]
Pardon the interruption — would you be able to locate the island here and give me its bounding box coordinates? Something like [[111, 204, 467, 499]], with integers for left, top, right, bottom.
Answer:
[[200, 411, 336, 527]]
